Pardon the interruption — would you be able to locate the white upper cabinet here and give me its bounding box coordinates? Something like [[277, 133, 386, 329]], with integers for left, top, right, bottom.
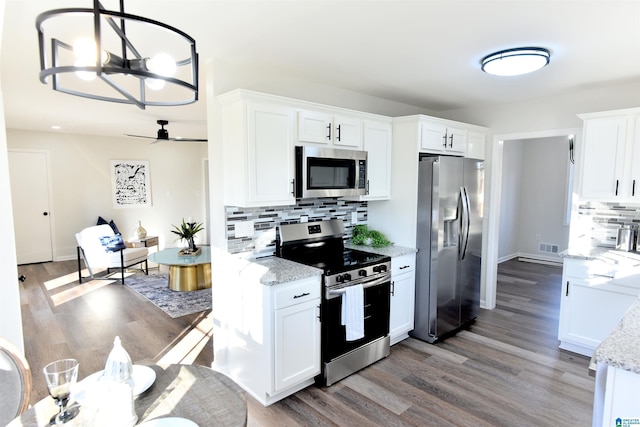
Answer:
[[297, 109, 363, 148], [466, 131, 486, 160], [578, 108, 640, 201], [219, 90, 296, 207], [344, 119, 393, 201], [421, 121, 467, 154]]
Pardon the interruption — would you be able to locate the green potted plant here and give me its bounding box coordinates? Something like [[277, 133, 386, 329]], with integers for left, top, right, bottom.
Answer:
[[171, 218, 205, 253], [351, 224, 392, 248]]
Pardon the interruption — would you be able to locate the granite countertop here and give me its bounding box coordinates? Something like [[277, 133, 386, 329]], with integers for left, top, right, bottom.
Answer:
[[592, 298, 640, 374], [249, 256, 323, 286], [345, 244, 418, 257], [560, 246, 640, 266]]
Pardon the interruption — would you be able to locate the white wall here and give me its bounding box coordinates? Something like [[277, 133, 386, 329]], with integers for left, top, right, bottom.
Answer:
[[0, 0, 24, 352], [7, 129, 208, 260], [498, 141, 523, 260], [517, 137, 570, 258]]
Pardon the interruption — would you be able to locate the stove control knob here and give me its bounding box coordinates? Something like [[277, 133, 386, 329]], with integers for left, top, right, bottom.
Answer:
[[342, 273, 352, 282], [373, 265, 388, 273], [336, 275, 344, 283], [358, 269, 367, 277]]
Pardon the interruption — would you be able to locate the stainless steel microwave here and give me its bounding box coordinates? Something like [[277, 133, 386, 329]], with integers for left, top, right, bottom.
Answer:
[[294, 146, 368, 199]]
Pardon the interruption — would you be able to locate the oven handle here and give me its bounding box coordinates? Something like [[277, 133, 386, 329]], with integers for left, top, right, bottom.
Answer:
[[326, 275, 390, 300]]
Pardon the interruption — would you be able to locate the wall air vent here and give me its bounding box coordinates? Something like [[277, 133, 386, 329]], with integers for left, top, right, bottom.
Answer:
[[539, 243, 559, 254]]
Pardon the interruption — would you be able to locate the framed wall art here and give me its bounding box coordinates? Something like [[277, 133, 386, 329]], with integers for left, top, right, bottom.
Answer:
[[110, 160, 152, 208]]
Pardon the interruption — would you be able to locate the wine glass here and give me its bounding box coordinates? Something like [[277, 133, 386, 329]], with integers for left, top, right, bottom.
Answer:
[[43, 359, 80, 424]]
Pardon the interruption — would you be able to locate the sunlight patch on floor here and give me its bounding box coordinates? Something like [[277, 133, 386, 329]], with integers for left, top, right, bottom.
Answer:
[[44, 268, 107, 290], [156, 312, 213, 365], [51, 279, 115, 306]]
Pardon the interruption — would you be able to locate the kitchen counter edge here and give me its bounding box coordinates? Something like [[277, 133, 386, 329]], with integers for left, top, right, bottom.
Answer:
[[592, 297, 640, 375], [345, 244, 418, 257]]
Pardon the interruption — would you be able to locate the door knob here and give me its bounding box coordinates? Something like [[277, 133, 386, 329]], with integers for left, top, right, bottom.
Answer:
[[43, 212, 49, 216]]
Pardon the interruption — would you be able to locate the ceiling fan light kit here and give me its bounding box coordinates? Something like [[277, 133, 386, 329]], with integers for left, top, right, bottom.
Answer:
[[481, 47, 550, 76], [36, 0, 199, 109]]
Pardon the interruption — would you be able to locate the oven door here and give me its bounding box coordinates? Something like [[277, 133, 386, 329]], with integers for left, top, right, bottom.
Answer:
[[322, 276, 390, 362]]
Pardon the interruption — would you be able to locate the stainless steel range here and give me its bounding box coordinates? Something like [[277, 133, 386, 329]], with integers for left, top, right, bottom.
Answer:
[[276, 219, 391, 386]]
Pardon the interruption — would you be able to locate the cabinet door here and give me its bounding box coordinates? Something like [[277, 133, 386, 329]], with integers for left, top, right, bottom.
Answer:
[[274, 298, 321, 392], [390, 272, 415, 345], [466, 131, 486, 160], [580, 117, 628, 199], [559, 279, 637, 354], [629, 115, 640, 201], [362, 120, 392, 200], [297, 110, 332, 144], [447, 126, 467, 154], [333, 115, 363, 148], [248, 102, 296, 205], [420, 121, 448, 152]]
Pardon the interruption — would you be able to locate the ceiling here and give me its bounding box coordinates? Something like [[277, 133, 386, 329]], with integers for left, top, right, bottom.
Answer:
[[2, 0, 640, 141]]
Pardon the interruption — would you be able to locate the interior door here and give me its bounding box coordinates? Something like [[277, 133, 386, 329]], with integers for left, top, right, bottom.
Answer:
[[9, 150, 53, 264]]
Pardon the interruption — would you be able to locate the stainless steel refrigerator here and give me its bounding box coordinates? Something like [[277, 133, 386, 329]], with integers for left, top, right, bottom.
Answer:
[[410, 154, 484, 343]]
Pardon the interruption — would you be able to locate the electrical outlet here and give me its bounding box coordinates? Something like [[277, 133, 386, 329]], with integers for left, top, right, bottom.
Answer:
[[352, 212, 358, 224], [235, 221, 254, 238], [535, 234, 541, 241], [300, 215, 308, 223]]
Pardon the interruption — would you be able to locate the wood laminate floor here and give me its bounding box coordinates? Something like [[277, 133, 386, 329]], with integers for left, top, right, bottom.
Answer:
[[17, 258, 593, 426]]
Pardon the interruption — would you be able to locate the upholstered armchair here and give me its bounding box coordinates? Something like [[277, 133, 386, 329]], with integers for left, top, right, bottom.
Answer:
[[76, 224, 148, 284]]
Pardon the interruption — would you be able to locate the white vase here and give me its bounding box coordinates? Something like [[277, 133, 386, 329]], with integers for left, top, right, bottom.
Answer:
[[134, 220, 147, 240]]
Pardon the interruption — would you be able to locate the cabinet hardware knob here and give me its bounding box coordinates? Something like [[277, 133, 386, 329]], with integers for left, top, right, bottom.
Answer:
[[566, 281, 569, 296], [615, 179, 620, 196], [634, 180, 636, 197], [399, 265, 410, 269], [291, 179, 295, 196], [449, 134, 454, 148], [326, 123, 331, 140], [337, 124, 341, 141], [442, 134, 447, 147]]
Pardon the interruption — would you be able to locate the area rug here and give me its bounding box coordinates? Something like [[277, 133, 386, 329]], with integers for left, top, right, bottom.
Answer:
[[125, 273, 211, 318]]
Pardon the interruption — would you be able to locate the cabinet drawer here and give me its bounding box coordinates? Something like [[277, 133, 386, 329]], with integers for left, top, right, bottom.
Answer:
[[392, 253, 416, 276], [563, 258, 617, 279], [273, 278, 321, 310]]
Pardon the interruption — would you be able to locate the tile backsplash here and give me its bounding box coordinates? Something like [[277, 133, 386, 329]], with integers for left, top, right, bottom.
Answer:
[[576, 201, 640, 247], [226, 198, 367, 256]]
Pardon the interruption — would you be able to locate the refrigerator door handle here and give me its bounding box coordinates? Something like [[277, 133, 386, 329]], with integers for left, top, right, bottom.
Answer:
[[459, 186, 471, 260]]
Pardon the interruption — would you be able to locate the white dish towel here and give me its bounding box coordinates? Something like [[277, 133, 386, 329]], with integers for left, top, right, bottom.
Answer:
[[341, 284, 364, 341]]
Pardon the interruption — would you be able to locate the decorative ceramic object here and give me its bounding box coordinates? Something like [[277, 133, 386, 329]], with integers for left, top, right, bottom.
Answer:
[[135, 220, 147, 240]]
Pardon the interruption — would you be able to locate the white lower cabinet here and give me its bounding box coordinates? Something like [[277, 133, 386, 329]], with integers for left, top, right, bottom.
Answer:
[[274, 287, 321, 392], [558, 257, 640, 357], [212, 265, 321, 406], [389, 253, 416, 345]]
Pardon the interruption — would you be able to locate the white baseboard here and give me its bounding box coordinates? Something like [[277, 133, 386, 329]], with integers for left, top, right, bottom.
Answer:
[[498, 252, 562, 266]]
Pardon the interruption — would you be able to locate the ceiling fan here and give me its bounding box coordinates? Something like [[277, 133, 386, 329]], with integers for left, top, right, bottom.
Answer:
[[126, 120, 208, 143]]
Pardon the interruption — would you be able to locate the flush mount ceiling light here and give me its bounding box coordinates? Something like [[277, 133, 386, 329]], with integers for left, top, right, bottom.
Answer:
[[481, 47, 550, 77], [36, 0, 199, 109]]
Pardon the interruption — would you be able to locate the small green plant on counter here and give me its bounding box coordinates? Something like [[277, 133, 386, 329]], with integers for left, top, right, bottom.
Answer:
[[351, 224, 392, 248]]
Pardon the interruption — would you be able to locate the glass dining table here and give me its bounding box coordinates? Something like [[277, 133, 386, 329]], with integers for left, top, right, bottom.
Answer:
[[8, 364, 247, 426], [148, 246, 211, 292]]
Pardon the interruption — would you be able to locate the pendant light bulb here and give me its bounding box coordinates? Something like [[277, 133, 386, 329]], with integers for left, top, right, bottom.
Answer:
[[147, 53, 177, 77], [73, 37, 97, 62], [145, 78, 166, 90]]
